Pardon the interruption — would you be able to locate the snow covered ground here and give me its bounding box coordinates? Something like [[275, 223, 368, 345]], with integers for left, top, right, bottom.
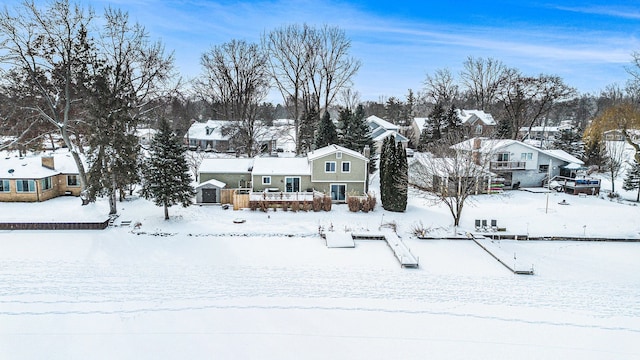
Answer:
[[1, 175, 640, 359]]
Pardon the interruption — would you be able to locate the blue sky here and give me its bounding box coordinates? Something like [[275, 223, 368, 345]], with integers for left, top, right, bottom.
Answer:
[[87, 0, 640, 102]]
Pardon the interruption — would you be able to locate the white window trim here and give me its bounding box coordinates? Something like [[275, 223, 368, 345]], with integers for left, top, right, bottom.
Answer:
[[16, 179, 35, 193], [262, 176, 271, 185], [41, 177, 52, 191], [0, 179, 9, 192], [325, 161, 336, 173], [341, 161, 351, 173]]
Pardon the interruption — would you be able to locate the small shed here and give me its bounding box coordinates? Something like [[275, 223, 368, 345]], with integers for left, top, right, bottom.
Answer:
[[196, 179, 226, 204]]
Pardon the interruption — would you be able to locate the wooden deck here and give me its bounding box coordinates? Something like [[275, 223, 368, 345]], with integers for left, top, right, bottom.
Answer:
[[352, 231, 419, 268]]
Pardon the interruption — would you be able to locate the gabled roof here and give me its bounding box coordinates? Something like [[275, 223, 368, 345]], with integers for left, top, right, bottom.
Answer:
[[366, 115, 399, 131], [543, 149, 583, 165], [307, 144, 368, 161], [196, 178, 226, 189], [371, 129, 409, 143], [251, 157, 311, 176], [457, 109, 496, 126], [198, 158, 253, 174], [185, 120, 234, 140], [452, 137, 584, 165]]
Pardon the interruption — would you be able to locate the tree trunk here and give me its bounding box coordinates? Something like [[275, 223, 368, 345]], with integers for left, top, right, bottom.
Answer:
[[636, 187, 639, 202], [164, 203, 169, 220], [109, 174, 117, 215]]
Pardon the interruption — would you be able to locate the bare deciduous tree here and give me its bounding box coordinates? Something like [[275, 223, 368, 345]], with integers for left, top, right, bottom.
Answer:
[[0, 0, 94, 198], [459, 56, 507, 111], [263, 24, 360, 154], [196, 39, 270, 156], [423, 68, 459, 106], [409, 141, 492, 227], [497, 70, 575, 140]]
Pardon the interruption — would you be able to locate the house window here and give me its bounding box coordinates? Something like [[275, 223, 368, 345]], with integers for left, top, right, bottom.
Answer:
[[262, 176, 271, 185], [539, 164, 549, 173], [67, 175, 79, 187], [325, 161, 336, 173], [475, 125, 483, 134], [336, 152, 342, 159], [331, 184, 346, 201], [341, 161, 351, 173], [16, 179, 35, 193], [497, 153, 510, 162], [41, 177, 52, 191], [0, 179, 9, 192], [285, 177, 300, 192], [520, 153, 533, 160]]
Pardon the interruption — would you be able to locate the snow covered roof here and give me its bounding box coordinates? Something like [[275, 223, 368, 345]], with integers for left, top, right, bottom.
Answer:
[[543, 149, 584, 165], [307, 144, 368, 161], [519, 126, 560, 133], [196, 178, 226, 189], [198, 158, 253, 174], [413, 117, 429, 134], [185, 120, 234, 141], [367, 115, 399, 131], [372, 129, 409, 143], [0, 152, 80, 179], [251, 157, 311, 176], [453, 137, 584, 165], [457, 109, 496, 126]]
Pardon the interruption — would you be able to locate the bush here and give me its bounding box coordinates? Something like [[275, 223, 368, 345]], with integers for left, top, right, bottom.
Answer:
[[347, 196, 361, 212], [291, 200, 299, 212], [260, 201, 268, 212], [361, 198, 371, 213], [249, 201, 258, 211], [302, 200, 310, 211], [367, 193, 377, 211], [322, 195, 332, 211], [312, 196, 322, 212]]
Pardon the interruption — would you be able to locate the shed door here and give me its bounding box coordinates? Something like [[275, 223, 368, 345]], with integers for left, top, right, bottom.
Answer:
[[202, 189, 217, 203]]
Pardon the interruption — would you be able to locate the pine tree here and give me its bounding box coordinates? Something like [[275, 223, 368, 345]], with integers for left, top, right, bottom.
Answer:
[[314, 111, 338, 148], [339, 105, 376, 172], [379, 136, 393, 206], [623, 159, 640, 202], [392, 142, 408, 211], [140, 119, 196, 220], [553, 128, 585, 159]]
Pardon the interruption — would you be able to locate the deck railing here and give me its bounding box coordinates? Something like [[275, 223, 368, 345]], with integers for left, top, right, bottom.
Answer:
[[490, 161, 527, 170], [249, 191, 317, 202]]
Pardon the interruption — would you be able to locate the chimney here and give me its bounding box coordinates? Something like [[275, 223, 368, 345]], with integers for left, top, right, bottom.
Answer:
[[41, 156, 55, 170], [473, 138, 482, 150], [363, 145, 371, 158]]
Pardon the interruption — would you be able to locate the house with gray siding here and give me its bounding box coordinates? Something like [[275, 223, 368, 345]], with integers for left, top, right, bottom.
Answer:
[[196, 144, 369, 204]]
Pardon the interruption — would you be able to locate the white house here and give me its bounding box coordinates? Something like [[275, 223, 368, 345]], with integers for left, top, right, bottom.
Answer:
[[366, 115, 409, 153], [452, 137, 585, 188], [411, 109, 496, 145]]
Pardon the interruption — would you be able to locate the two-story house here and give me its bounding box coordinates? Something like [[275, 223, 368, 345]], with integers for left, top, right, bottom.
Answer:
[[367, 115, 409, 154], [196, 144, 369, 205], [452, 137, 585, 188], [411, 109, 496, 146]]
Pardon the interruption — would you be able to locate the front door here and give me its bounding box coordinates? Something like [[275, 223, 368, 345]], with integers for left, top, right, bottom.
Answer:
[[285, 177, 300, 192], [202, 188, 217, 203], [331, 184, 346, 201]]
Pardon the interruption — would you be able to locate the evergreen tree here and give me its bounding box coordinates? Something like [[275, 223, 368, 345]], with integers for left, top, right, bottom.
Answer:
[[442, 104, 463, 144], [623, 159, 640, 202], [314, 111, 338, 148], [584, 134, 606, 167], [140, 119, 196, 220], [339, 105, 377, 173], [392, 142, 408, 211], [379, 136, 393, 206], [553, 128, 585, 159], [298, 106, 319, 154]]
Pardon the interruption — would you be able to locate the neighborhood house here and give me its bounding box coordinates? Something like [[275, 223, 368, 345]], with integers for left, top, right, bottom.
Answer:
[[196, 144, 369, 206], [0, 152, 82, 202], [452, 137, 599, 194]]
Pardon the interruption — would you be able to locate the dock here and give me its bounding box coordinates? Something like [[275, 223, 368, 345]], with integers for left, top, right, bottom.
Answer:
[[328, 230, 419, 268], [472, 237, 534, 275]]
